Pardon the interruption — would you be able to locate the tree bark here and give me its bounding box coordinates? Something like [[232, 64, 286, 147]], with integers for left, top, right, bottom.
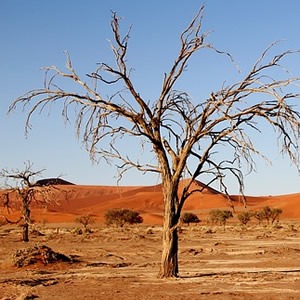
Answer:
[[22, 223, 29, 243], [159, 186, 180, 278], [159, 223, 179, 277], [22, 204, 30, 242]]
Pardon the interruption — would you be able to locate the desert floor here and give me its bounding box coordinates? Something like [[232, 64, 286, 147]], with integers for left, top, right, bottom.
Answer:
[[0, 221, 300, 300]]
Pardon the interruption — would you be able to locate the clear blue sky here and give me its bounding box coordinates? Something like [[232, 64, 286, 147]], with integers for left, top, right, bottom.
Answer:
[[1, 0, 300, 195]]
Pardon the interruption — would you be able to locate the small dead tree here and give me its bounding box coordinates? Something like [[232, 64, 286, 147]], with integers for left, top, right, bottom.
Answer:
[[9, 6, 300, 277], [0, 162, 58, 242], [75, 214, 96, 233]]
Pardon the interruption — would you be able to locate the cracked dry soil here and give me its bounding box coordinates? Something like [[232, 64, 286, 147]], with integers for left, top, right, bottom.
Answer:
[[0, 223, 300, 299]]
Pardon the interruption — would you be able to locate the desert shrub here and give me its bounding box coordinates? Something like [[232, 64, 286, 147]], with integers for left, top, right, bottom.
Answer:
[[105, 208, 143, 227], [181, 212, 200, 226], [262, 206, 273, 224], [237, 211, 252, 226], [253, 210, 265, 224], [209, 209, 233, 228], [254, 206, 283, 224], [75, 214, 96, 233], [269, 208, 283, 224]]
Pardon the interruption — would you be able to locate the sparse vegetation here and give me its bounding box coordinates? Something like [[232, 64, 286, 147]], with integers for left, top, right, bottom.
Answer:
[[237, 211, 253, 226], [75, 214, 96, 233], [265, 206, 283, 224], [181, 212, 200, 226], [253, 210, 265, 224], [254, 206, 283, 225], [105, 208, 143, 227], [209, 209, 233, 229]]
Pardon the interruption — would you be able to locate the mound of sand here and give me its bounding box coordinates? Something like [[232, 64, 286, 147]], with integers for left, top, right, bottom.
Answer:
[[1, 178, 300, 224], [13, 245, 75, 267]]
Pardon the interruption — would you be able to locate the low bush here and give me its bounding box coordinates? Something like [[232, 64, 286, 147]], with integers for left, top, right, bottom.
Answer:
[[75, 214, 96, 233], [105, 208, 143, 227], [237, 211, 252, 226], [268, 207, 283, 224], [254, 206, 283, 224], [209, 209, 233, 228], [253, 210, 265, 224], [181, 212, 200, 226]]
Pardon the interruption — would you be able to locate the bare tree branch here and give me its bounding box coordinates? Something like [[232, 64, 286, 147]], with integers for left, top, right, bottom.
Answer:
[[8, 7, 300, 276]]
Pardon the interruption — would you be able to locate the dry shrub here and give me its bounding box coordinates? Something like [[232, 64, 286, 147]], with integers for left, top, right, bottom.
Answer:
[[105, 208, 143, 227], [254, 206, 283, 225], [181, 212, 200, 226], [237, 211, 253, 226], [209, 209, 233, 227], [75, 214, 96, 233]]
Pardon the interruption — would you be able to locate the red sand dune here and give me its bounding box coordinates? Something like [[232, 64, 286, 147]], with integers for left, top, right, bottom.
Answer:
[[1, 180, 300, 224]]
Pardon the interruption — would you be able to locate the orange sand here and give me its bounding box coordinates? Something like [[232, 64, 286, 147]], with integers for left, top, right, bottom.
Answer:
[[1, 180, 300, 224]]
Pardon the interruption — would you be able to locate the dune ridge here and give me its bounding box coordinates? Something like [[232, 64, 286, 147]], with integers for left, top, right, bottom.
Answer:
[[1, 179, 300, 224]]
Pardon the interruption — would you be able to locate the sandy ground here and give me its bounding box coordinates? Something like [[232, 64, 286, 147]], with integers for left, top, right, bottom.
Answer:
[[0, 221, 300, 300], [1, 182, 300, 299]]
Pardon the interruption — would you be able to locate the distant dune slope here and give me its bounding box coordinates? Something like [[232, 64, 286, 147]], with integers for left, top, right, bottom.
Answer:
[[1, 178, 300, 223]]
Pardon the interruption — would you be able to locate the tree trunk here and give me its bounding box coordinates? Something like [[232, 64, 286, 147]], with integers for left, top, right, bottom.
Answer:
[[22, 223, 29, 242], [159, 186, 180, 278], [22, 204, 30, 242], [159, 223, 179, 278]]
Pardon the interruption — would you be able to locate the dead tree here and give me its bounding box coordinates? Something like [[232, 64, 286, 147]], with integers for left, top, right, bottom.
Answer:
[[0, 162, 58, 242], [75, 214, 96, 233], [9, 6, 300, 276]]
